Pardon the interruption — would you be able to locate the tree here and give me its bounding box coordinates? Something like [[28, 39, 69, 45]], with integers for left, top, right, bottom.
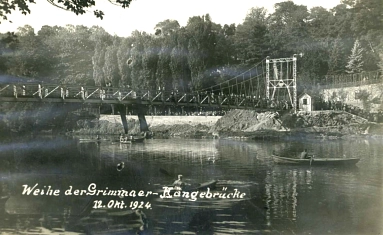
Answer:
[[116, 38, 133, 87], [91, 27, 112, 86], [329, 4, 353, 38], [141, 36, 160, 90], [170, 30, 190, 91], [0, 0, 133, 23], [307, 7, 333, 39], [92, 42, 106, 86], [268, 1, 310, 57], [327, 35, 345, 75], [129, 31, 146, 90], [49, 25, 94, 84], [154, 19, 180, 36], [234, 7, 269, 63], [187, 38, 205, 90], [0, 31, 18, 52], [214, 24, 236, 65], [345, 0, 383, 36], [346, 39, 364, 74], [185, 14, 217, 90], [299, 39, 329, 85], [156, 37, 174, 90], [6, 25, 45, 78], [103, 41, 119, 87], [343, 0, 383, 71], [0, 31, 19, 72]]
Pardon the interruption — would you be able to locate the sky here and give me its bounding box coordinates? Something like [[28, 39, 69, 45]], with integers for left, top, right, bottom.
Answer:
[[0, 0, 341, 37]]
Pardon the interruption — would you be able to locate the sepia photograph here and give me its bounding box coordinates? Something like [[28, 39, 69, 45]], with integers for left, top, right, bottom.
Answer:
[[0, 0, 382, 234]]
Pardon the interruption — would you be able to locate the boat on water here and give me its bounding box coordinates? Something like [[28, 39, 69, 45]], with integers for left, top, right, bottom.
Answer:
[[189, 180, 218, 191], [130, 135, 145, 143], [119, 133, 146, 144], [79, 139, 104, 143], [79, 135, 106, 143], [168, 180, 218, 193], [131, 132, 148, 143], [272, 155, 360, 166]]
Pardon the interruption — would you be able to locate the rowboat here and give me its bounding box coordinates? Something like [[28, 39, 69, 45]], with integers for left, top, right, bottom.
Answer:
[[79, 138, 104, 143], [272, 155, 360, 166], [131, 135, 145, 143], [171, 180, 218, 192], [119, 137, 144, 144], [191, 180, 218, 191], [119, 133, 146, 144]]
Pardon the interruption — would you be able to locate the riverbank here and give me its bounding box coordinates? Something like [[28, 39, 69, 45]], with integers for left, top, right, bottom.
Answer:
[[70, 110, 383, 139], [210, 109, 383, 140], [71, 115, 221, 138]]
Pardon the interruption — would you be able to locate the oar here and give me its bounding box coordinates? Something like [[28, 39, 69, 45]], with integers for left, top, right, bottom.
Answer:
[[159, 168, 173, 177]]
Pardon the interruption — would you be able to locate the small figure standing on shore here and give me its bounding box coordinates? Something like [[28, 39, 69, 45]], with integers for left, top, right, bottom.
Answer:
[[300, 149, 310, 159]]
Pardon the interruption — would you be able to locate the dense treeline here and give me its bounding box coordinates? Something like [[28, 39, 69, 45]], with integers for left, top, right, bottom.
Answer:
[[0, 0, 382, 93]]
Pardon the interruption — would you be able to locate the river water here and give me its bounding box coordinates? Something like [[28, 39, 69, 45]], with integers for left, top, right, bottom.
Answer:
[[0, 136, 382, 234]]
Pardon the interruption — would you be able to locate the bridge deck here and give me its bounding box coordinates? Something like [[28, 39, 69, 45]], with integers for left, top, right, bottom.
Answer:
[[0, 83, 286, 111]]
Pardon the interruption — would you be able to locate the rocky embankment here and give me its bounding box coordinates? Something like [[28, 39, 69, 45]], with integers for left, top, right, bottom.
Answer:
[[70, 110, 383, 139], [209, 109, 383, 139]]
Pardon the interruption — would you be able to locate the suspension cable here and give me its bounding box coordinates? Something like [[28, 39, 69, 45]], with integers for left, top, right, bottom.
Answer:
[[197, 58, 266, 92]]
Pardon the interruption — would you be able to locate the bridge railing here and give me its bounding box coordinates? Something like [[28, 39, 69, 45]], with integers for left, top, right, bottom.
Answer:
[[0, 83, 141, 101], [0, 82, 292, 111], [319, 70, 382, 89]]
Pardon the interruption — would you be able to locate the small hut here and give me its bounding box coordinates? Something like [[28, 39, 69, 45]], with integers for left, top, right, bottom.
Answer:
[[299, 92, 315, 112]]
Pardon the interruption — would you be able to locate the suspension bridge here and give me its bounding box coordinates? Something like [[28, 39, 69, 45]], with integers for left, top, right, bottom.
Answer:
[[0, 55, 298, 111], [0, 55, 299, 133]]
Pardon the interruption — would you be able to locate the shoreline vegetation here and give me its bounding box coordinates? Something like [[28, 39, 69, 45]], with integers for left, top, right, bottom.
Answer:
[[68, 109, 383, 140]]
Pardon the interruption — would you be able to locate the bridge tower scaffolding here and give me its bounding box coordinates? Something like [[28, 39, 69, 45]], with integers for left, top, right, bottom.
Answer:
[[266, 54, 297, 112]]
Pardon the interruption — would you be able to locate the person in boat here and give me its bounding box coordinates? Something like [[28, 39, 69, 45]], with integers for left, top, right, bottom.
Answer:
[[120, 134, 129, 142], [300, 149, 310, 159], [173, 175, 190, 190]]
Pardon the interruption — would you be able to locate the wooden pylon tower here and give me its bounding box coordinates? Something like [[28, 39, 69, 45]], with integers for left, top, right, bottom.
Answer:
[[266, 54, 297, 112]]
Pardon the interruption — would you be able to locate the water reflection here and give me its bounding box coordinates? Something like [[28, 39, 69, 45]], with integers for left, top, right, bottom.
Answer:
[[0, 137, 382, 234], [265, 168, 312, 225]]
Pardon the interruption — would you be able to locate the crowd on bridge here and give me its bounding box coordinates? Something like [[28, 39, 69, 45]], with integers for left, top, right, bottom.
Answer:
[[128, 109, 227, 117], [162, 89, 293, 110], [5, 84, 383, 123], [4, 84, 293, 111]]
